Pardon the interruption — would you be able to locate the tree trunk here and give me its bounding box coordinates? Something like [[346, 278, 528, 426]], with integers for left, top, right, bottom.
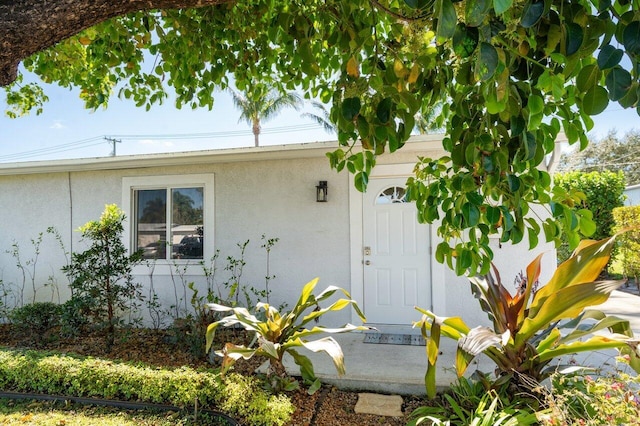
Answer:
[[0, 0, 234, 87], [253, 120, 261, 147]]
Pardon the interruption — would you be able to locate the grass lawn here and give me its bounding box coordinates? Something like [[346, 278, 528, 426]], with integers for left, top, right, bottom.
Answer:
[[0, 398, 232, 425]]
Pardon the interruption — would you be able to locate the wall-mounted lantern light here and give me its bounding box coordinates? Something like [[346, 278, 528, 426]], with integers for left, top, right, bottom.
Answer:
[[316, 181, 328, 202]]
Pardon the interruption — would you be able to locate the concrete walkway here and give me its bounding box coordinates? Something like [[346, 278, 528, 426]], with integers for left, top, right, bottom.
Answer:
[[281, 290, 640, 396]]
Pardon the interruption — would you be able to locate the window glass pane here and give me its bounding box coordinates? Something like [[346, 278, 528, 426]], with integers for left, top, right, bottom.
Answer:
[[376, 186, 407, 204], [171, 187, 204, 259], [135, 189, 167, 259]]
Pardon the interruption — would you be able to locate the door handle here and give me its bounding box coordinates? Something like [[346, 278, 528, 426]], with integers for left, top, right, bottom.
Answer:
[[364, 260, 371, 265]]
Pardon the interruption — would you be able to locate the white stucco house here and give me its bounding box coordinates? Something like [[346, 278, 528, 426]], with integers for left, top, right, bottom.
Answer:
[[0, 134, 557, 329], [625, 183, 640, 206]]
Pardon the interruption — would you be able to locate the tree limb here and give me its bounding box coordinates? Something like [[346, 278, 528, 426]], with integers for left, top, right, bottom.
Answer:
[[0, 0, 234, 86]]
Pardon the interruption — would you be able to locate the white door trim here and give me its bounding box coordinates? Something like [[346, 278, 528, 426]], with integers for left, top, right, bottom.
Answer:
[[349, 164, 446, 326]]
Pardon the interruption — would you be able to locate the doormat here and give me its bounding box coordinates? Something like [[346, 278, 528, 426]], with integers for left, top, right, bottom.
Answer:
[[363, 333, 425, 346]]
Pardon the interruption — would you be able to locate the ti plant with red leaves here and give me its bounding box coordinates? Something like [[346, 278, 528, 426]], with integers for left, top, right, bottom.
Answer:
[[415, 235, 640, 398]]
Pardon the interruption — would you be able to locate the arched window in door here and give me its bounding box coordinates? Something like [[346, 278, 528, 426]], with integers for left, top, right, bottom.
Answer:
[[375, 186, 408, 204]]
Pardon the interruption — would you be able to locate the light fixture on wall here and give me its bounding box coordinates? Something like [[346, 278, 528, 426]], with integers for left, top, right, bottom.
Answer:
[[316, 181, 328, 202]]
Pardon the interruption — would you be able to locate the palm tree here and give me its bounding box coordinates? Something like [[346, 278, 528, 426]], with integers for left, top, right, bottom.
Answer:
[[301, 101, 336, 134], [414, 102, 444, 134], [229, 83, 302, 147]]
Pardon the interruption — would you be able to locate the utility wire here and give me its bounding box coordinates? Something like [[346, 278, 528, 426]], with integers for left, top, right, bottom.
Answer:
[[0, 123, 325, 162]]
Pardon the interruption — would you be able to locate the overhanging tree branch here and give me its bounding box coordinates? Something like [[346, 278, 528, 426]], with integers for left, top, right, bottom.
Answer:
[[0, 0, 234, 86]]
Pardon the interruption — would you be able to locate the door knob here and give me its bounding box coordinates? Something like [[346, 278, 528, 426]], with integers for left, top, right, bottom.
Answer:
[[365, 260, 371, 265]]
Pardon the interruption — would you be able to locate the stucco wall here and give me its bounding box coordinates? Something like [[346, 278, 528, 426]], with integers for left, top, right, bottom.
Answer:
[[0, 155, 353, 326], [0, 138, 558, 332], [625, 185, 640, 206]]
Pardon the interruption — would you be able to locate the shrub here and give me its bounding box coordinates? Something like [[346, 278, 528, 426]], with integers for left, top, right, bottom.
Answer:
[[8, 302, 59, 346], [541, 373, 640, 425], [415, 235, 640, 398], [62, 204, 143, 350], [613, 206, 640, 285], [0, 348, 293, 426], [554, 171, 626, 262]]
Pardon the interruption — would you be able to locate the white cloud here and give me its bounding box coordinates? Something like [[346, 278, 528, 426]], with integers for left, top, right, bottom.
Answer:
[[50, 120, 66, 129]]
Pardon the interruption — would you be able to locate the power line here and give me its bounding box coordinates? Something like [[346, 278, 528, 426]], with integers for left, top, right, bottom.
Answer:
[[0, 137, 105, 161]]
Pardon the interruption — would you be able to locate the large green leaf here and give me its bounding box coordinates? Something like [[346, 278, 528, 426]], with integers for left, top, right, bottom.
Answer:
[[423, 318, 441, 398], [294, 278, 319, 309], [535, 236, 616, 302], [623, 21, 640, 55], [521, 0, 544, 28], [565, 23, 584, 56], [465, 0, 491, 27], [298, 336, 346, 375], [518, 280, 623, 345], [341, 97, 361, 121], [289, 348, 317, 384], [493, 0, 513, 15], [475, 42, 498, 81], [597, 45, 624, 70], [376, 97, 393, 123], [575, 64, 600, 93], [582, 85, 609, 115], [558, 310, 633, 343], [436, 0, 458, 40], [291, 323, 368, 341], [414, 307, 471, 339], [537, 335, 631, 362], [462, 202, 480, 226], [605, 67, 632, 101]]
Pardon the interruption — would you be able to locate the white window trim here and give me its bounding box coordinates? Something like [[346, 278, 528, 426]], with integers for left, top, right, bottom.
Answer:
[[122, 174, 215, 275]]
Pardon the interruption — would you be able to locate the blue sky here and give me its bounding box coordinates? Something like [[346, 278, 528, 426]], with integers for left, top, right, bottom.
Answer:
[[1, 76, 639, 163]]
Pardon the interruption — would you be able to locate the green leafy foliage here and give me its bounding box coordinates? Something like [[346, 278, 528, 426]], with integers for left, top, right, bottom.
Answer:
[[541, 373, 640, 425], [415, 235, 640, 398], [62, 204, 143, 350], [0, 349, 293, 426], [554, 171, 626, 262], [8, 302, 59, 347], [409, 376, 539, 426], [558, 130, 640, 186], [613, 206, 640, 283], [206, 278, 368, 394], [7, 0, 640, 274]]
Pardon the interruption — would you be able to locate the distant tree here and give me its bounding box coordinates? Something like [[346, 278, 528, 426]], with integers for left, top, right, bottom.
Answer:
[[172, 191, 202, 225], [230, 83, 302, 147], [139, 197, 166, 224], [558, 130, 640, 186]]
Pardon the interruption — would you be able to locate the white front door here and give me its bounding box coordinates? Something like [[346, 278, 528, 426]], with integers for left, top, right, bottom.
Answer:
[[363, 177, 431, 325]]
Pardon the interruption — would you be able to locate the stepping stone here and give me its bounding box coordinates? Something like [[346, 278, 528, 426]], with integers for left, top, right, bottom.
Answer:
[[354, 393, 403, 417]]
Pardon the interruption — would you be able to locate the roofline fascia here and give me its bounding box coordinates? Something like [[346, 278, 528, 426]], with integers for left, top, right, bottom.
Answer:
[[0, 134, 446, 176]]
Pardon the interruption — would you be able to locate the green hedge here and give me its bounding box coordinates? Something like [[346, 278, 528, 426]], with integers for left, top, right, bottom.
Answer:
[[0, 348, 293, 426], [554, 171, 626, 262], [613, 206, 640, 281]]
